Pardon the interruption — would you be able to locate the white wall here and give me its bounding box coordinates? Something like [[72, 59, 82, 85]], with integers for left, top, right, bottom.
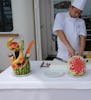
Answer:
[[0, 0, 36, 70]]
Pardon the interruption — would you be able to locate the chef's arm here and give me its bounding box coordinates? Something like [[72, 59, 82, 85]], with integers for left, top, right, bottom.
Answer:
[[56, 30, 75, 56], [79, 35, 86, 56]]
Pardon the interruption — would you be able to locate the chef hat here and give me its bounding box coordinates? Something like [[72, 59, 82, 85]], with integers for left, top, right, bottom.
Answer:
[[71, 0, 87, 10]]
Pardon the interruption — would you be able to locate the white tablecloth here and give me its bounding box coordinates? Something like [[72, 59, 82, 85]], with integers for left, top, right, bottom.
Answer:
[[0, 60, 91, 100]]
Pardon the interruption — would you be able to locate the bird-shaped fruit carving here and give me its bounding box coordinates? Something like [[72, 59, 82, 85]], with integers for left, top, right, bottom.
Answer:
[[7, 38, 34, 75]]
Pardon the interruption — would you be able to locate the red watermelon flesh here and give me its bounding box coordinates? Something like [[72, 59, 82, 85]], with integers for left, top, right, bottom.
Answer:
[[68, 56, 86, 76]]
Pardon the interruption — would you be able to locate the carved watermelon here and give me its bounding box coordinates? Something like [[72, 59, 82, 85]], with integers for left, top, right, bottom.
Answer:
[[68, 56, 86, 76]]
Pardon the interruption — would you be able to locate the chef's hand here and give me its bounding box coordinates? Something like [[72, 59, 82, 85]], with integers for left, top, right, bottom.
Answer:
[[78, 51, 83, 56], [68, 47, 75, 57]]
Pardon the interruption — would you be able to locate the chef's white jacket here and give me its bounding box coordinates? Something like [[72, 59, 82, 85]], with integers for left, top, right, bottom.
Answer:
[[53, 12, 87, 61]]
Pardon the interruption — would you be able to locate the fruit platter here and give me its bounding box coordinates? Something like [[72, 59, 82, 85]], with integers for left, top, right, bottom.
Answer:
[[41, 55, 89, 77]]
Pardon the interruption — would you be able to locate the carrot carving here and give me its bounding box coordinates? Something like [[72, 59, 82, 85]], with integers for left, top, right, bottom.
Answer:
[[25, 40, 35, 54]]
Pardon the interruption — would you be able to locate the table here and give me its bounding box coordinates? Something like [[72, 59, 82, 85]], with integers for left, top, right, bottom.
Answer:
[[0, 60, 91, 100]]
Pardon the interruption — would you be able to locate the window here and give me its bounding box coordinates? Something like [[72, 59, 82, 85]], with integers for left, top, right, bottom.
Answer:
[[0, 0, 13, 32], [53, 0, 71, 17]]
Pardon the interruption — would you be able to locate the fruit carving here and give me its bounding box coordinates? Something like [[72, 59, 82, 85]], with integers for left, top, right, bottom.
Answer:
[[7, 38, 34, 75], [68, 56, 86, 76]]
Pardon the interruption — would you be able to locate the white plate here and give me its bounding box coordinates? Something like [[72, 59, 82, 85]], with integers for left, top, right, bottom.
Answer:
[[42, 67, 65, 78]]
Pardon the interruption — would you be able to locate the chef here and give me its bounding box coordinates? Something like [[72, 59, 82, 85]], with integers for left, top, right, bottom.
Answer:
[[53, 0, 87, 61]]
